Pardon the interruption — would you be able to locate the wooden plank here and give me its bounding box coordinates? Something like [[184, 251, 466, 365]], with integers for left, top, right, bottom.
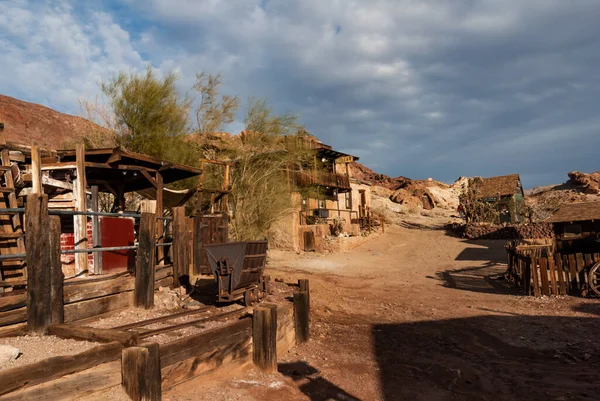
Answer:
[[155, 276, 173, 289], [63, 274, 134, 304], [31, 145, 42, 194], [135, 213, 156, 309], [537, 258, 550, 296], [0, 322, 27, 338], [0, 307, 26, 326], [73, 143, 88, 274], [140, 308, 247, 339], [113, 306, 211, 331], [585, 254, 594, 292], [0, 233, 24, 239], [121, 344, 162, 401], [0, 341, 123, 397], [40, 162, 77, 171], [0, 291, 26, 312], [25, 193, 51, 334], [64, 291, 133, 323], [548, 257, 558, 295], [161, 329, 251, 390], [172, 207, 188, 286], [156, 172, 164, 265], [49, 216, 64, 325], [555, 253, 567, 295], [293, 291, 310, 343], [576, 253, 586, 294], [1, 149, 26, 280], [568, 254, 577, 291], [155, 265, 173, 282], [48, 324, 139, 347], [252, 305, 278, 372], [0, 360, 121, 401]]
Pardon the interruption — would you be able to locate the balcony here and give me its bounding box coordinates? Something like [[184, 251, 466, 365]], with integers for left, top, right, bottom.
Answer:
[[293, 170, 351, 190]]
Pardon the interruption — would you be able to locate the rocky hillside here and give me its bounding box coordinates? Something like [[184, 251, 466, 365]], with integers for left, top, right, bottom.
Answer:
[[0, 94, 95, 148]]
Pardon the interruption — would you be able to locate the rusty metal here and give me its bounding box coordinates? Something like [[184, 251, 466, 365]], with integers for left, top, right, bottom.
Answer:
[[204, 240, 268, 303]]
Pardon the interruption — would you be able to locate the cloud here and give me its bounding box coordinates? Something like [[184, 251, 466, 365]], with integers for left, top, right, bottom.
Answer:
[[1, 0, 599, 187]]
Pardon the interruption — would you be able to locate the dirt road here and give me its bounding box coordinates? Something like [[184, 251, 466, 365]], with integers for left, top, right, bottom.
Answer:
[[167, 220, 600, 401]]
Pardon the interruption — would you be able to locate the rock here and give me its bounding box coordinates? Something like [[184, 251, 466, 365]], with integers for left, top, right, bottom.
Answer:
[[0, 345, 20, 364]]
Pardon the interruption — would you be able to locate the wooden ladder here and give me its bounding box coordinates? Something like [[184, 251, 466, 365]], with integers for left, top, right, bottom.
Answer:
[[0, 149, 26, 289]]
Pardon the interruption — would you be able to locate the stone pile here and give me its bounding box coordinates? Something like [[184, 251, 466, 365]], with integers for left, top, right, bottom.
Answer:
[[457, 223, 554, 240]]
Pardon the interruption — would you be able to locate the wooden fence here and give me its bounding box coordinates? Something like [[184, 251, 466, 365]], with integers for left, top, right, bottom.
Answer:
[[506, 243, 600, 296]]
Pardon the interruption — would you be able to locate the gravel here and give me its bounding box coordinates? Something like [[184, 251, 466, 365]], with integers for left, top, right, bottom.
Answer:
[[0, 335, 99, 371]]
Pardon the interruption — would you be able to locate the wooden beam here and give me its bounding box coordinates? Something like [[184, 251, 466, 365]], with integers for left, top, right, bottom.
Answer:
[[121, 344, 162, 401], [91, 185, 102, 274], [0, 291, 26, 312], [0, 342, 123, 397], [21, 174, 74, 191], [135, 213, 156, 309], [172, 206, 188, 286], [48, 324, 139, 346], [40, 162, 77, 171], [63, 274, 134, 304], [156, 172, 164, 264], [140, 170, 158, 189], [252, 305, 278, 372], [25, 193, 51, 334], [293, 291, 310, 344], [1, 149, 26, 277], [64, 291, 133, 323], [49, 216, 64, 325], [74, 144, 88, 274], [31, 145, 42, 194]]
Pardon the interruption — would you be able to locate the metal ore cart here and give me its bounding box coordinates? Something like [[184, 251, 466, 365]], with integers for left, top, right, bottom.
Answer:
[[203, 240, 268, 305]]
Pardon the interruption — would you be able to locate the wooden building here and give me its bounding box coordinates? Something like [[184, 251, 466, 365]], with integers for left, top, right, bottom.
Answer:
[[547, 201, 600, 253], [476, 174, 525, 223]]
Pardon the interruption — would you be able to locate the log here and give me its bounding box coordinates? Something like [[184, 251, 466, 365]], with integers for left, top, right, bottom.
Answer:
[[0, 322, 27, 338], [135, 213, 156, 309], [252, 305, 278, 372], [0, 291, 26, 312], [48, 324, 139, 346], [0, 360, 122, 401], [64, 291, 134, 323], [25, 193, 51, 334], [293, 291, 310, 343], [49, 216, 64, 325], [0, 342, 123, 396], [63, 275, 134, 304], [121, 344, 162, 401], [0, 307, 26, 326]]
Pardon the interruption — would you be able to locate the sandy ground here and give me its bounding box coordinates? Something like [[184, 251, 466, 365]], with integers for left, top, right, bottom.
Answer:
[[167, 216, 600, 400]]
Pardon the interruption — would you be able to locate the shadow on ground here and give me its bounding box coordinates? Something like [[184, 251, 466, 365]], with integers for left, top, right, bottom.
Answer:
[[279, 361, 361, 401], [373, 314, 600, 401]]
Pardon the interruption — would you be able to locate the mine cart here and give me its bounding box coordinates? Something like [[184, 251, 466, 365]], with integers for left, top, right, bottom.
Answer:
[[203, 240, 268, 306]]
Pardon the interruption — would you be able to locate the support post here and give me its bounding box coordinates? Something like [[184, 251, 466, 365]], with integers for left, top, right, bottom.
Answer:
[[298, 279, 310, 316], [155, 172, 164, 265], [193, 213, 204, 275], [25, 193, 51, 334], [49, 216, 64, 325], [135, 213, 156, 309], [293, 291, 310, 344], [172, 206, 188, 287], [252, 305, 278, 372], [91, 185, 102, 274], [121, 343, 162, 401], [31, 145, 42, 194], [73, 143, 88, 274]]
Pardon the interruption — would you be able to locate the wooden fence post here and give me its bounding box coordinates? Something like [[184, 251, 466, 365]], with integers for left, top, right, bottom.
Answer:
[[252, 305, 278, 372], [49, 216, 64, 325], [293, 291, 310, 344], [135, 213, 156, 309], [172, 207, 188, 287], [298, 279, 310, 317], [121, 343, 161, 401], [25, 193, 51, 334], [73, 143, 88, 274]]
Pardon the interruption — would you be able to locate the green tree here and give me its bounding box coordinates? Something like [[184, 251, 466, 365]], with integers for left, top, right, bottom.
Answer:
[[100, 66, 191, 159]]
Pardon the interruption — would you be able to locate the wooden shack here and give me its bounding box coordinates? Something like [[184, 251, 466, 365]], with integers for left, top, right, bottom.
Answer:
[[476, 174, 525, 223], [547, 201, 600, 253]]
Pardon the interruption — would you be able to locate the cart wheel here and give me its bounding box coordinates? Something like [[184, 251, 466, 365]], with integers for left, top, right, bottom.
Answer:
[[588, 262, 600, 297], [244, 290, 254, 307], [252, 288, 260, 303]]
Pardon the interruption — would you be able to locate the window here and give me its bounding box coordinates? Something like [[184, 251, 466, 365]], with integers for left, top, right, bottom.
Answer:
[[345, 192, 352, 210], [318, 198, 326, 209]]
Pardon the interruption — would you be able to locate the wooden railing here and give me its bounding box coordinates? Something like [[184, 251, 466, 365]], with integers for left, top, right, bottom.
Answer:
[[293, 171, 351, 189]]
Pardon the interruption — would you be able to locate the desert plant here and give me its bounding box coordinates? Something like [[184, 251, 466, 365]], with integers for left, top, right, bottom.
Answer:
[[459, 178, 500, 223], [330, 216, 346, 236]]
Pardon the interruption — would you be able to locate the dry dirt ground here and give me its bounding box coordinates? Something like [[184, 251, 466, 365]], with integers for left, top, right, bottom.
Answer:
[[166, 217, 600, 401]]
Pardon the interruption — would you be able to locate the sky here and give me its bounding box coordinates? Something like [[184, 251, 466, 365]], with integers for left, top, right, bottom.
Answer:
[[1, 0, 599, 188]]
